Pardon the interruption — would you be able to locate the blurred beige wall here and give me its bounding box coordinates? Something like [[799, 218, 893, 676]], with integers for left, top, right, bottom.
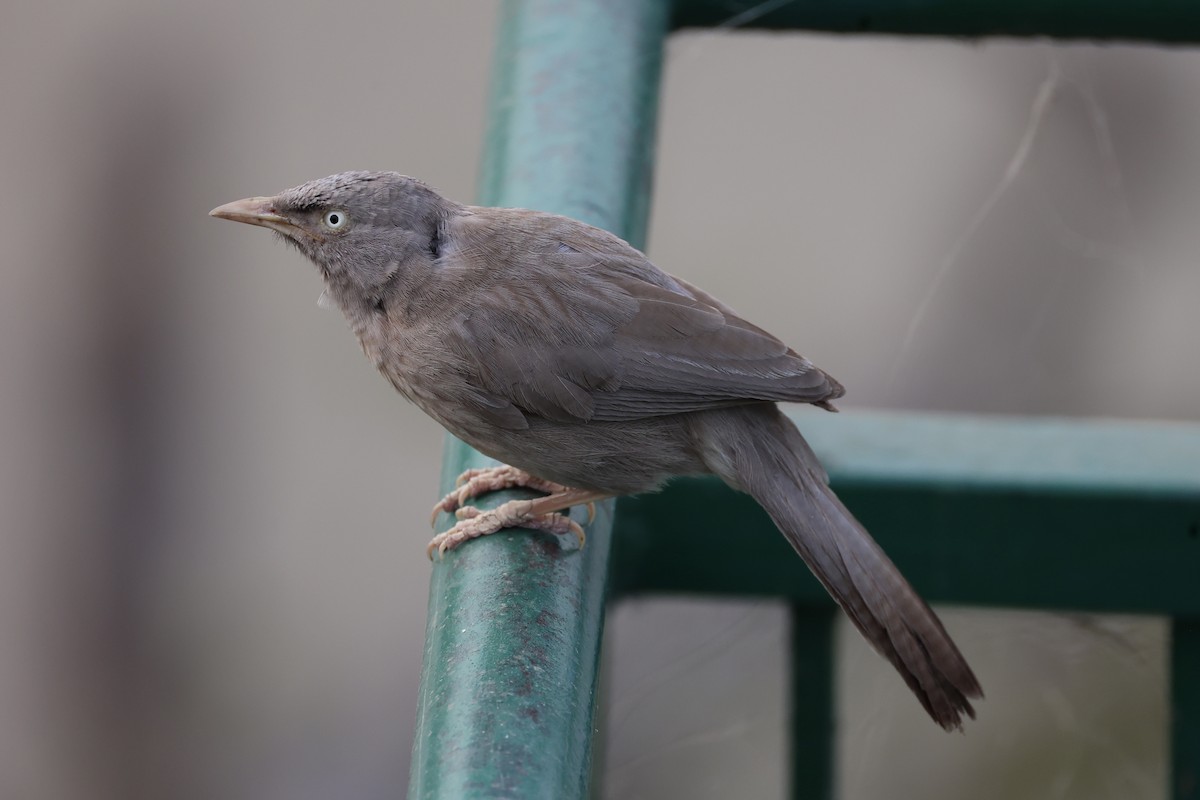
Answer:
[[2, 2, 1197, 799]]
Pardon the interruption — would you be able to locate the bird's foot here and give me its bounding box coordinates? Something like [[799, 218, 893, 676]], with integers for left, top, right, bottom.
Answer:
[[429, 465, 595, 527], [426, 499, 586, 559]]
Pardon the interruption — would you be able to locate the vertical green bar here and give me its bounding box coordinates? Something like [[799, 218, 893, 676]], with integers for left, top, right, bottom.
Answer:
[[1174, 617, 1200, 800], [791, 606, 835, 800], [408, 2, 670, 798]]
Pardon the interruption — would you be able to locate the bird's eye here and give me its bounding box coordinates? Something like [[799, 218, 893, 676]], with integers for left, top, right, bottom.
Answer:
[[322, 210, 349, 231]]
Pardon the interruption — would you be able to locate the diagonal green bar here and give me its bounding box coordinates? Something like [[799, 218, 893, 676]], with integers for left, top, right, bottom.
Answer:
[[672, 0, 1200, 43], [408, 1, 670, 798], [611, 410, 1200, 614]]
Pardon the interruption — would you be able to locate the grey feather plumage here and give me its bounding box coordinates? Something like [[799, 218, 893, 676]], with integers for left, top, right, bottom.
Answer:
[[213, 171, 982, 730]]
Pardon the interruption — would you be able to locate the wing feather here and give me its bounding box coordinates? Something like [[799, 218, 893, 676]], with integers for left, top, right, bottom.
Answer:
[[442, 209, 843, 424]]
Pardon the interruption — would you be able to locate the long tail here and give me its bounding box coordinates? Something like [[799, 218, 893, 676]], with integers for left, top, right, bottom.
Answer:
[[696, 405, 982, 730]]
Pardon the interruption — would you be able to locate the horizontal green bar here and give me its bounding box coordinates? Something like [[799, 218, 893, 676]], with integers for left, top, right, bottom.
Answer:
[[672, 0, 1200, 43], [610, 410, 1200, 614], [795, 410, 1200, 496]]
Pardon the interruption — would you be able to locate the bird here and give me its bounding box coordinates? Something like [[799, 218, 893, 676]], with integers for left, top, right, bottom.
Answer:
[[210, 170, 982, 730]]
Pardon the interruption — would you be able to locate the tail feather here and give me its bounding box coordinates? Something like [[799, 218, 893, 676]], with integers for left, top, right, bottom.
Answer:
[[698, 406, 983, 730], [797, 474, 980, 727]]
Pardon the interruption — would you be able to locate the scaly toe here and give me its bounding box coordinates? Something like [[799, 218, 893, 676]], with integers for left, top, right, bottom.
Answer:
[[454, 505, 481, 520], [432, 466, 582, 528], [454, 467, 488, 488], [426, 500, 586, 559], [430, 468, 505, 526], [518, 511, 586, 549]]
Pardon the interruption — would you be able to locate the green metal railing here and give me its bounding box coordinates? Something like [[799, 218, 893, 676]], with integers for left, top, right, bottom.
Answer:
[[409, 2, 1200, 798]]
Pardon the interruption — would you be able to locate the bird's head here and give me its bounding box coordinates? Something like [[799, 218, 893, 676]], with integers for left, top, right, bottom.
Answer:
[[210, 171, 456, 299]]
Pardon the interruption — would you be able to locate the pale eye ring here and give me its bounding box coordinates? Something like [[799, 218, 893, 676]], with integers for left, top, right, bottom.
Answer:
[[322, 210, 349, 230]]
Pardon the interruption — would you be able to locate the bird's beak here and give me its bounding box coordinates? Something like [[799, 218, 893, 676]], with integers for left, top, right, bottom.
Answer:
[[209, 196, 300, 236]]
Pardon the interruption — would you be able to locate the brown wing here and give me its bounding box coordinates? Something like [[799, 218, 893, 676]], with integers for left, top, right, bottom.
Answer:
[[443, 209, 843, 425]]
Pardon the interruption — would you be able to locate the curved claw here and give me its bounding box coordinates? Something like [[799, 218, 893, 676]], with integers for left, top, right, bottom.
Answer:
[[562, 516, 586, 548], [429, 493, 459, 529], [454, 468, 485, 488]]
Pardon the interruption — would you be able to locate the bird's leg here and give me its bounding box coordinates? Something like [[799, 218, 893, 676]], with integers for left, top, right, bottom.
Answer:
[[430, 464, 596, 526], [427, 487, 610, 559]]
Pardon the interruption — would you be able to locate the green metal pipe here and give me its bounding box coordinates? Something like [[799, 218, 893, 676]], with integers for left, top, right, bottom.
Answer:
[[408, 1, 670, 798], [673, 0, 1200, 43], [1175, 618, 1200, 800], [790, 607, 835, 800]]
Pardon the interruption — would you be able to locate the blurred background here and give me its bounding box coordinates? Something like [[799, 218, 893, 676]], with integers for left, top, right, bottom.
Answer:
[[3, 2, 1198, 798]]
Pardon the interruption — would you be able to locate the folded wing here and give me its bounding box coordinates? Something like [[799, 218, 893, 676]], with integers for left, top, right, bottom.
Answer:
[[443, 211, 843, 426]]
